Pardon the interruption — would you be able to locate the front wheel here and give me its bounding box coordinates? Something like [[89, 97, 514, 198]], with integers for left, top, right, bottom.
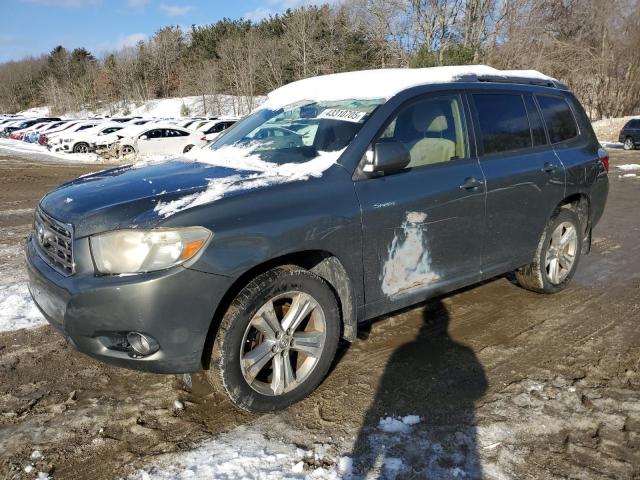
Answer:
[[121, 145, 135, 156], [73, 142, 89, 154], [206, 266, 340, 412], [516, 208, 583, 294], [624, 137, 635, 151]]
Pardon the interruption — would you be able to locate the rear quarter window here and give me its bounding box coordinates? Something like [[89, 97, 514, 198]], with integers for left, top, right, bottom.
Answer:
[[536, 95, 578, 143], [473, 93, 532, 155]]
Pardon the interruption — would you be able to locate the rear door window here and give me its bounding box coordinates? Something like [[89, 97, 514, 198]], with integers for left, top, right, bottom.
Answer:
[[473, 93, 531, 154], [536, 95, 578, 143]]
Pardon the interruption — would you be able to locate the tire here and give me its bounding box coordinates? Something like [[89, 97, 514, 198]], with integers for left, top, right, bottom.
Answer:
[[121, 145, 135, 156], [206, 266, 340, 412], [516, 208, 583, 294], [183, 144, 194, 153], [624, 137, 635, 151], [73, 142, 89, 154]]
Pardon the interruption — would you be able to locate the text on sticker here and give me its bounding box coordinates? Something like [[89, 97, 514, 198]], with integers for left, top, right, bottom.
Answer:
[[318, 109, 368, 123]]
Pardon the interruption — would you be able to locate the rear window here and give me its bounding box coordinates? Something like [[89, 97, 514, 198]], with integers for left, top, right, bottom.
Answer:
[[627, 119, 640, 128], [536, 95, 578, 143], [473, 93, 531, 154]]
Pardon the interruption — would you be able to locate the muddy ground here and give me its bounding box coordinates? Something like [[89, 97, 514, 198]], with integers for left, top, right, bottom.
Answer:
[[0, 151, 639, 479]]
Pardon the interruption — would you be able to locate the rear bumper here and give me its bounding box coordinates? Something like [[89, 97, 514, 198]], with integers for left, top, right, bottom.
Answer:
[[26, 236, 233, 373]]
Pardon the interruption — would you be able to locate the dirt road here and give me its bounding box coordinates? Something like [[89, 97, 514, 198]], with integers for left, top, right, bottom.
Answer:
[[0, 151, 639, 479]]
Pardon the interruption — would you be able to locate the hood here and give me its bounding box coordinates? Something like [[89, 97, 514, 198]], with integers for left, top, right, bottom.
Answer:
[[40, 147, 344, 238], [39, 160, 241, 237]]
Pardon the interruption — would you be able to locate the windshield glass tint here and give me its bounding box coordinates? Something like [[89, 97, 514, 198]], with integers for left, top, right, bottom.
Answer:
[[209, 99, 383, 164]]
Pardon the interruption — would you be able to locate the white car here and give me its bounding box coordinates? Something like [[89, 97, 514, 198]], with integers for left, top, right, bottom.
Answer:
[[117, 124, 207, 155], [196, 118, 238, 142], [49, 121, 101, 149], [61, 122, 124, 153]]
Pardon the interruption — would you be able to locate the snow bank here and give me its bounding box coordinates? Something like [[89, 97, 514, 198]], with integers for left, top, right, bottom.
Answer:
[[0, 283, 46, 332], [129, 426, 351, 480], [0, 138, 98, 163], [17, 94, 266, 120], [260, 66, 556, 110]]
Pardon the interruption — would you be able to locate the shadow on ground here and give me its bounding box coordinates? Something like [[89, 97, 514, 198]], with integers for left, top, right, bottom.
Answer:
[[350, 299, 487, 479]]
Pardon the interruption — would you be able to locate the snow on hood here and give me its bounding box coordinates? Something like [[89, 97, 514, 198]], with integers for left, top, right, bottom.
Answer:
[[153, 144, 344, 217], [259, 65, 557, 111]]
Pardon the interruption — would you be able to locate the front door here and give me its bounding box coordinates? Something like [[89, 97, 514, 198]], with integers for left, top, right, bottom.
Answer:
[[354, 93, 486, 318]]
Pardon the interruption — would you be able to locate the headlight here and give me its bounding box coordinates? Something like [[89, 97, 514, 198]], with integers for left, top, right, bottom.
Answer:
[[90, 227, 212, 274]]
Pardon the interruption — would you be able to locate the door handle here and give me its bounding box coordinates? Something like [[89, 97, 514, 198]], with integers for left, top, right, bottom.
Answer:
[[459, 177, 484, 190], [542, 162, 559, 173]]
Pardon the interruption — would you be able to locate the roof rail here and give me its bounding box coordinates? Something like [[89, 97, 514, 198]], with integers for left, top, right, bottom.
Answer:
[[476, 74, 568, 90]]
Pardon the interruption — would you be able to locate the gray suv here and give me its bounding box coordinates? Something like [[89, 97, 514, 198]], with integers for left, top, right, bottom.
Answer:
[[26, 67, 609, 412]]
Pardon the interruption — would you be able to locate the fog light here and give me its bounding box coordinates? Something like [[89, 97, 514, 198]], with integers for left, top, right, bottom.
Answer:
[[126, 332, 159, 356]]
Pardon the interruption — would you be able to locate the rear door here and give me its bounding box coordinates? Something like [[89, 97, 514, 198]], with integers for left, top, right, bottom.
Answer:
[[355, 92, 486, 317], [470, 91, 566, 278], [165, 128, 191, 153]]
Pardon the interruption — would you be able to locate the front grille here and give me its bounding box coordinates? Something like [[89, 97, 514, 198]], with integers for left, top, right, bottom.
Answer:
[[34, 207, 74, 276]]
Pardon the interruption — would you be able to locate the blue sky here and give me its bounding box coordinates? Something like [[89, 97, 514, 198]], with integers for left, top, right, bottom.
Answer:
[[0, 0, 330, 63]]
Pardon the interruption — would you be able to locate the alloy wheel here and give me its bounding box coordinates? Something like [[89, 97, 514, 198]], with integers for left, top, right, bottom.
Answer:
[[240, 291, 327, 396], [624, 138, 634, 150], [545, 221, 578, 284]]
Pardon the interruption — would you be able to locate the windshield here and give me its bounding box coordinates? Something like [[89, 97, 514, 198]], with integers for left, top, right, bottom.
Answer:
[[207, 99, 383, 165]]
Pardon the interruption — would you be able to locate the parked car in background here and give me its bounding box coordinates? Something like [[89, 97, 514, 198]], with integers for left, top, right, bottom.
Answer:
[[246, 125, 305, 149], [4, 117, 60, 137], [93, 124, 147, 152], [39, 121, 79, 145], [196, 118, 238, 142], [63, 122, 124, 153], [116, 124, 207, 155], [618, 118, 640, 150], [48, 121, 101, 150]]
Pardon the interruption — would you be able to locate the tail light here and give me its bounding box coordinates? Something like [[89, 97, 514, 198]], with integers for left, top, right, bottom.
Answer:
[[200, 136, 206, 142], [598, 147, 609, 172]]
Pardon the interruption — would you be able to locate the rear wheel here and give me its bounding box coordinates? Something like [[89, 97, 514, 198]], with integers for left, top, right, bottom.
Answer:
[[516, 208, 583, 294], [73, 142, 89, 154], [183, 144, 194, 153], [206, 266, 340, 412], [624, 137, 635, 150]]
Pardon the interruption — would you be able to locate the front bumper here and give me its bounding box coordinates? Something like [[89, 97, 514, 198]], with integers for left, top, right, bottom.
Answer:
[[26, 236, 233, 373]]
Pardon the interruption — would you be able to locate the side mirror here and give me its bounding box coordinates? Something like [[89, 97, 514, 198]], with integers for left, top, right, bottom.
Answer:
[[140, 135, 148, 140], [363, 141, 410, 174]]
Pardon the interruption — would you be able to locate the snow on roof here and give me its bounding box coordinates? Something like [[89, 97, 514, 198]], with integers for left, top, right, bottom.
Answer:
[[259, 65, 557, 110]]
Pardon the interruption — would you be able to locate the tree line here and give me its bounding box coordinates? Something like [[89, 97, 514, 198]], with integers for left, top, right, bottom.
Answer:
[[0, 0, 638, 119]]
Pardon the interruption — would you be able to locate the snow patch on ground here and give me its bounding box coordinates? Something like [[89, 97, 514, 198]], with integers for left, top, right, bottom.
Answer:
[[0, 138, 98, 163], [616, 164, 640, 171], [129, 426, 351, 480], [0, 283, 46, 332], [154, 146, 345, 217], [378, 415, 421, 434]]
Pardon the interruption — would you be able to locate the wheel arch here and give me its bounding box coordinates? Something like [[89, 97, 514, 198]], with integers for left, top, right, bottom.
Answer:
[[200, 250, 356, 370], [556, 193, 591, 251]]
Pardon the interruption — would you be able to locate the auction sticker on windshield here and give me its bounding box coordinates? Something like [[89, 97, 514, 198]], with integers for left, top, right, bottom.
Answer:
[[318, 108, 368, 123]]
